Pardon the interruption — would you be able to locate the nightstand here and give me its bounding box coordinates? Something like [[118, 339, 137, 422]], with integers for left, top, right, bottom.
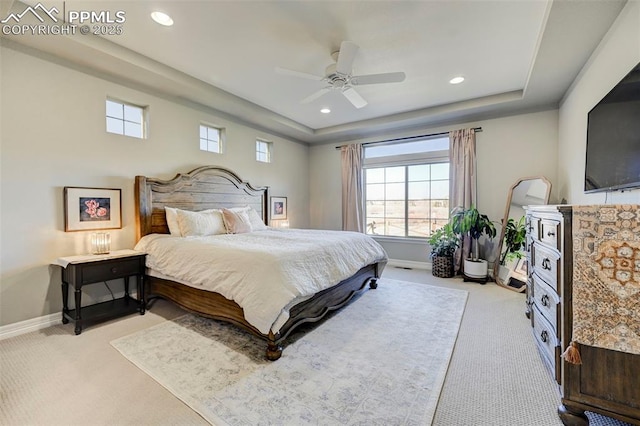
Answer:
[[54, 250, 146, 335]]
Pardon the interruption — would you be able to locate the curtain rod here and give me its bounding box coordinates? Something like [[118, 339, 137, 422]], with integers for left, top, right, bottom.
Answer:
[[335, 126, 482, 150]]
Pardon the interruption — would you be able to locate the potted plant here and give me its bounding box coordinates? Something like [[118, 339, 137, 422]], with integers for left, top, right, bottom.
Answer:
[[499, 216, 526, 265], [427, 223, 460, 278], [497, 216, 527, 283], [451, 205, 497, 282]]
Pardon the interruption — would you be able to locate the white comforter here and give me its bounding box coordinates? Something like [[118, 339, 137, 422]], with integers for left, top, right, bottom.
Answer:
[[134, 229, 387, 334]]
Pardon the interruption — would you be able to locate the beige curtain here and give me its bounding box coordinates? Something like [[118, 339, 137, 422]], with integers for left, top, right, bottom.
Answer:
[[341, 144, 364, 232], [449, 128, 477, 273]]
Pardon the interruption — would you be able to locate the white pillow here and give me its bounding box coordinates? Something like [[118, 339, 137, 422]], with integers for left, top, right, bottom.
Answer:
[[176, 209, 226, 237], [164, 206, 182, 236], [246, 207, 268, 230], [230, 206, 268, 230]]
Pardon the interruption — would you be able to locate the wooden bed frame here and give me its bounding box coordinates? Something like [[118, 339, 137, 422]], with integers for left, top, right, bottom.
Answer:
[[135, 166, 386, 360]]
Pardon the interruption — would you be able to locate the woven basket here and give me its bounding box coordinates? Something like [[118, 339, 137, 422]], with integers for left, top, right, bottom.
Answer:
[[432, 256, 454, 278]]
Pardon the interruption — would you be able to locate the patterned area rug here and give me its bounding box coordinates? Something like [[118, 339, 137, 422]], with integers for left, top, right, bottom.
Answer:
[[111, 279, 468, 425]]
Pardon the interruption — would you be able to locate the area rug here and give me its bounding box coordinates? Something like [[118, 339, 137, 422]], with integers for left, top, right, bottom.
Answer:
[[111, 279, 468, 425]]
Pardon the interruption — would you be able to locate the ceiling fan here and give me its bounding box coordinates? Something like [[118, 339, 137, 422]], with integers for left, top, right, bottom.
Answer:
[[276, 41, 406, 109]]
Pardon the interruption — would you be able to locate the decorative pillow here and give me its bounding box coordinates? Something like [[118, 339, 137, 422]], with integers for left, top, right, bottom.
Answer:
[[246, 207, 268, 230], [175, 209, 226, 237], [222, 208, 253, 234], [164, 206, 183, 236]]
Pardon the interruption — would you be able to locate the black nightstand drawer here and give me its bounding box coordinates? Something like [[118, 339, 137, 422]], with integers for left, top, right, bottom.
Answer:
[[80, 257, 144, 284]]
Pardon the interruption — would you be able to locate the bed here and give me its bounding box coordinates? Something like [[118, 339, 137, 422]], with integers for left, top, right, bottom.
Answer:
[[134, 165, 387, 360]]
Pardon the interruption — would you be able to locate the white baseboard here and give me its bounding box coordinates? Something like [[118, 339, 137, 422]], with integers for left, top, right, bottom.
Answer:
[[0, 312, 61, 341], [0, 291, 138, 341], [387, 259, 431, 270]]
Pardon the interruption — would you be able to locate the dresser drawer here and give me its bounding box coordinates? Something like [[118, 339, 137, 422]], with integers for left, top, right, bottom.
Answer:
[[539, 219, 560, 250], [532, 304, 560, 383], [532, 273, 560, 333], [531, 242, 560, 290], [80, 257, 144, 284], [527, 216, 540, 242]]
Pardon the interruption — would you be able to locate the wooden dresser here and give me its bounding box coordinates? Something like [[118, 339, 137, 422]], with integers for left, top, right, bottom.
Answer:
[[525, 205, 640, 426]]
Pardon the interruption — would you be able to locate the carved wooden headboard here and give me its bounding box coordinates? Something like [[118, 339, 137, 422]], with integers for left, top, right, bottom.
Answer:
[[135, 166, 269, 240]]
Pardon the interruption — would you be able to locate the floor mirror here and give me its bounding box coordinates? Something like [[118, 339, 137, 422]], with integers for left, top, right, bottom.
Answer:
[[494, 176, 551, 292]]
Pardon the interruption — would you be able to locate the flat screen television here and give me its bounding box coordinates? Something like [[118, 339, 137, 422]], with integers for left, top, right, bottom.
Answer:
[[584, 62, 640, 193]]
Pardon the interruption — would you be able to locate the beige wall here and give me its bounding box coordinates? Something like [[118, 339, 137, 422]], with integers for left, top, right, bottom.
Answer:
[[309, 109, 559, 263], [0, 45, 309, 326], [558, 1, 640, 205]]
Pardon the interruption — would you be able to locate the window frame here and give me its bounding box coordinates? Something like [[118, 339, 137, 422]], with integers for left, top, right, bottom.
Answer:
[[105, 98, 146, 139], [199, 124, 224, 154], [363, 137, 450, 240], [256, 139, 272, 163]]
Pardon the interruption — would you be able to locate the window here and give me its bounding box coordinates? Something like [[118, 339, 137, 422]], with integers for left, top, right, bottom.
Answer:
[[256, 139, 272, 163], [364, 136, 449, 238], [200, 124, 223, 154], [105, 99, 145, 138]]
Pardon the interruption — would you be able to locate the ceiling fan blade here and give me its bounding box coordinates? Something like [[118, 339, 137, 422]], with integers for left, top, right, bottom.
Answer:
[[342, 87, 367, 109], [275, 67, 324, 81], [301, 87, 331, 104], [336, 41, 359, 75], [351, 72, 406, 85]]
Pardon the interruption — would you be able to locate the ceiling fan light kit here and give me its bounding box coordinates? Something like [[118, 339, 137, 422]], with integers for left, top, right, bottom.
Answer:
[[276, 41, 406, 109]]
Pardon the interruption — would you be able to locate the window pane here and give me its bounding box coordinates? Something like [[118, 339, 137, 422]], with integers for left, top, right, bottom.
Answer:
[[366, 184, 385, 200], [385, 167, 405, 183], [124, 122, 142, 138], [408, 164, 430, 181], [384, 219, 405, 236], [408, 219, 431, 238], [408, 200, 430, 218], [384, 200, 404, 218], [408, 182, 429, 200], [123, 105, 142, 123], [366, 168, 385, 184], [106, 100, 123, 119], [366, 200, 385, 217], [366, 218, 382, 235], [431, 163, 449, 180], [431, 180, 449, 198], [385, 183, 405, 200], [365, 137, 449, 158], [106, 117, 123, 134], [200, 125, 207, 139], [200, 138, 208, 151], [431, 200, 450, 219], [208, 141, 219, 153]]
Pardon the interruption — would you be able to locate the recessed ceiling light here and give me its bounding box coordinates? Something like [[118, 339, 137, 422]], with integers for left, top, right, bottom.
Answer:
[[320, 108, 331, 114], [449, 76, 465, 85], [151, 11, 173, 26]]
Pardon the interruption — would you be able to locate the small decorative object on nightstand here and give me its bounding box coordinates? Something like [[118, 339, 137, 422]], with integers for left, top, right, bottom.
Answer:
[[53, 249, 146, 335]]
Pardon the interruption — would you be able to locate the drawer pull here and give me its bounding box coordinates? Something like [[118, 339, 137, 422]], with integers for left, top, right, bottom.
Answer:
[[541, 258, 551, 270], [547, 230, 556, 237], [541, 294, 550, 307], [540, 330, 548, 343], [111, 267, 118, 274]]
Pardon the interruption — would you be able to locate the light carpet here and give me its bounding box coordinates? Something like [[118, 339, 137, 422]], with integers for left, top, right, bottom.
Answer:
[[110, 279, 468, 425]]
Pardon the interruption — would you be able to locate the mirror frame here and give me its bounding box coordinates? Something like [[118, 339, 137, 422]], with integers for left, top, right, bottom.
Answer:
[[494, 176, 551, 292]]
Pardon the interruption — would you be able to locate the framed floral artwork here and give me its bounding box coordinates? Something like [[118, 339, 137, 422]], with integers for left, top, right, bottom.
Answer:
[[64, 187, 122, 231], [270, 196, 287, 220]]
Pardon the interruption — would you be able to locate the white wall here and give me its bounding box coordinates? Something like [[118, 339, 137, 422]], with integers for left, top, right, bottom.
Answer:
[[0, 45, 309, 326], [558, 1, 640, 205], [309, 109, 559, 263]]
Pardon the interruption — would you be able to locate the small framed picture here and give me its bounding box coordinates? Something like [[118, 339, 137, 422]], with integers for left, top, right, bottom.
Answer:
[[64, 187, 122, 231], [270, 196, 287, 220], [514, 258, 528, 277]]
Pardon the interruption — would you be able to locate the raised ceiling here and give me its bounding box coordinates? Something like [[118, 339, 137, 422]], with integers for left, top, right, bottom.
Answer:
[[0, 0, 627, 144]]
